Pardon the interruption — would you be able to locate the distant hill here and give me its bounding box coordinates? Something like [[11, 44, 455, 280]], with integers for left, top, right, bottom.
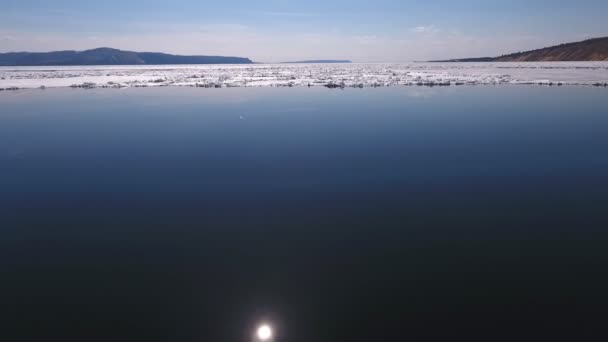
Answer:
[[282, 60, 352, 64], [0, 48, 253, 66], [433, 37, 608, 62]]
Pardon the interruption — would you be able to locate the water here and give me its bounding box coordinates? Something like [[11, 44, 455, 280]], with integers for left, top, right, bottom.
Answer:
[[1, 86, 608, 341]]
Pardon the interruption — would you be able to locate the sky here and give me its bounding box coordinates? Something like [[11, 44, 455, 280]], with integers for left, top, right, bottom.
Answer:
[[1, 0, 607, 62]]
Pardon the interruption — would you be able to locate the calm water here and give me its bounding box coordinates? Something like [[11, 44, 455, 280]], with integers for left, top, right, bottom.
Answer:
[[1, 86, 608, 341]]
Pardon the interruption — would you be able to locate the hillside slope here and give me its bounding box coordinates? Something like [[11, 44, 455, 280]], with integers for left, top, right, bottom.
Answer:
[[435, 37, 608, 62]]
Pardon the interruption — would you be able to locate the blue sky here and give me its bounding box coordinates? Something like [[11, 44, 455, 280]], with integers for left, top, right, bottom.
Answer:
[[1, 0, 607, 62]]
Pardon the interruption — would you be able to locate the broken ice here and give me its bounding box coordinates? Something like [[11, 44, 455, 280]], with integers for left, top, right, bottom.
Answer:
[[1, 62, 607, 91]]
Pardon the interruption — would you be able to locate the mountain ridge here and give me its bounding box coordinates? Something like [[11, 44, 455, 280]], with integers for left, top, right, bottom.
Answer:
[[0, 47, 253, 66]]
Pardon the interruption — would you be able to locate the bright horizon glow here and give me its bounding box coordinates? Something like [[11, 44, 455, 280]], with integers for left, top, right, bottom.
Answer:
[[257, 324, 273, 341], [2, 1, 608, 62]]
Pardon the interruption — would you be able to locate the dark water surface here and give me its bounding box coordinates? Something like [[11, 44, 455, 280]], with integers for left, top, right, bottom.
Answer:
[[1, 87, 608, 341]]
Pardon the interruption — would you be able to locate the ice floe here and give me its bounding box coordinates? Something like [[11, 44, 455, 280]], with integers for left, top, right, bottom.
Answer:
[[0, 62, 607, 91]]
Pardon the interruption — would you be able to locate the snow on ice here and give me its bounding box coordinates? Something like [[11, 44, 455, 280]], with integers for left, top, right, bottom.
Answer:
[[1, 62, 607, 91]]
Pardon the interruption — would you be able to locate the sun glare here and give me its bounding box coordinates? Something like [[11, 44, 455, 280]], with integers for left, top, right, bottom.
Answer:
[[257, 325, 273, 341]]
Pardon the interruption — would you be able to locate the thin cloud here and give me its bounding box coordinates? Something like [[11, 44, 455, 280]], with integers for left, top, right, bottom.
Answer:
[[355, 35, 378, 45], [411, 25, 441, 34]]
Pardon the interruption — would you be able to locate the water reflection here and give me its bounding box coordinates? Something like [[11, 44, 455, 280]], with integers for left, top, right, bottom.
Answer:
[[1, 86, 608, 342]]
